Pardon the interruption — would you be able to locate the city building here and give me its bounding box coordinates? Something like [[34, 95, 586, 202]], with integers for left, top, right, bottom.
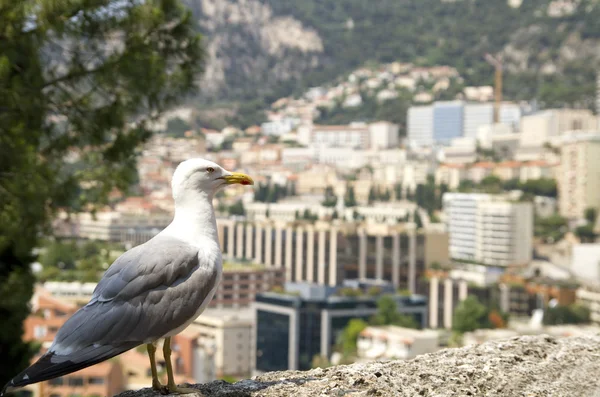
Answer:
[[63, 206, 172, 243], [577, 285, 600, 326], [519, 109, 598, 148], [253, 283, 428, 372], [41, 361, 125, 397], [463, 103, 494, 138], [357, 326, 439, 360], [557, 133, 600, 219], [408, 105, 434, 147], [433, 101, 465, 145], [187, 308, 254, 380], [210, 263, 285, 309], [443, 193, 533, 267], [297, 122, 399, 150], [570, 243, 600, 284], [217, 219, 449, 293]]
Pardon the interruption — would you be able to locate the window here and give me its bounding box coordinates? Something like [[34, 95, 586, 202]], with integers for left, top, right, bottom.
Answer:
[[68, 378, 84, 387], [50, 394, 61, 397], [49, 378, 63, 386], [34, 325, 47, 339], [88, 377, 104, 385]]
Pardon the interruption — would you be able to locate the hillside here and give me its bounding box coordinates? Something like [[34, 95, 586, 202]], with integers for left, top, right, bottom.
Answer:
[[184, 0, 600, 125]]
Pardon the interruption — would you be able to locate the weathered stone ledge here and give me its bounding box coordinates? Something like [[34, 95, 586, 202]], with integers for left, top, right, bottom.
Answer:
[[116, 334, 600, 397]]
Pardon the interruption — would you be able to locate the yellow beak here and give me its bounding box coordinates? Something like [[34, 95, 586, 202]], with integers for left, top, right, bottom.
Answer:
[[220, 172, 254, 186]]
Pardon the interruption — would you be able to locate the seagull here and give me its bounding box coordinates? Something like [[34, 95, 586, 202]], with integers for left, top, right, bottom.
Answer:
[[1, 158, 254, 396]]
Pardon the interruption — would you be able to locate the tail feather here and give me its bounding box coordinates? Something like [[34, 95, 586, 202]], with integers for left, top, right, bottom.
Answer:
[[1, 342, 138, 396]]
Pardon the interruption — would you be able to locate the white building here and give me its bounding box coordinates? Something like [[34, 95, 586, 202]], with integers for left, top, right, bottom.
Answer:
[[299, 122, 399, 150], [190, 308, 254, 380], [557, 133, 600, 219], [407, 106, 434, 147], [519, 109, 598, 148], [464, 103, 494, 138], [357, 326, 438, 361], [73, 210, 172, 242], [570, 244, 600, 284], [369, 121, 399, 150], [443, 193, 533, 267]]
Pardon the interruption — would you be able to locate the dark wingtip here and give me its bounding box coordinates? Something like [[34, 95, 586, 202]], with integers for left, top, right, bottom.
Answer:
[[1, 381, 14, 397]]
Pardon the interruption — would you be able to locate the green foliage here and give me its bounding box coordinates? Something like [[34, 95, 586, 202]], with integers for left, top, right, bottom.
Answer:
[[534, 214, 568, 243], [452, 296, 491, 334], [585, 208, 598, 225], [344, 185, 357, 207], [0, 0, 203, 386], [543, 304, 590, 326], [459, 177, 558, 198], [165, 117, 192, 137], [302, 209, 318, 221], [228, 200, 246, 216], [261, 0, 600, 111], [322, 186, 338, 207], [37, 240, 120, 283], [413, 210, 423, 229], [575, 225, 597, 243], [339, 319, 368, 356], [369, 295, 419, 329], [254, 183, 290, 203], [337, 287, 363, 297]]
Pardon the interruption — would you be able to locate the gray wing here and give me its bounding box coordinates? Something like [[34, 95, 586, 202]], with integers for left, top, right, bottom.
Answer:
[[51, 235, 218, 352], [5, 235, 219, 391]]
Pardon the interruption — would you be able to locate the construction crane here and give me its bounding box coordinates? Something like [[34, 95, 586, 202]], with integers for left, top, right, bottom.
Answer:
[[484, 53, 503, 124]]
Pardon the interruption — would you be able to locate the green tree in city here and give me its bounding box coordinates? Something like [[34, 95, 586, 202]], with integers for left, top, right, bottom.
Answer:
[[543, 303, 590, 326], [585, 208, 598, 225], [368, 187, 376, 205], [229, 201, 246, 216], [339, 318, 368, 356], [452, 296, 490, 334], [370, 295, 418, 329], [394, 183, 403, 200], [0, 1, 203, 385], [344, 185, 357, 207], [322, 185, 338, 207]]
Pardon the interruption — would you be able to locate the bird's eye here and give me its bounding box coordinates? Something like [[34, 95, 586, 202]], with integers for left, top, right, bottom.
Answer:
[[206, 167, 215, 173]]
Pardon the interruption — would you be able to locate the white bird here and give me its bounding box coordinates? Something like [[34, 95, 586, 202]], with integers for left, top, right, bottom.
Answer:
[[2, 158, 254, 396]]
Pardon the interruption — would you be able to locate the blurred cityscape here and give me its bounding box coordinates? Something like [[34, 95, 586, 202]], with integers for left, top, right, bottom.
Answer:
[[14, 14, 600, 397]]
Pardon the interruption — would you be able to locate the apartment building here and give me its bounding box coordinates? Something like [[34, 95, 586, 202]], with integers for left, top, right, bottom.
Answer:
[[519, 109, 598, 148], [217, 219, 448, 294], [408, 106, 434, 147], [298, 122, 399, 150], [443, 193, 533, 267], [557, 133, 600, 219], [186, 308, 254, 380], [210, 263, 284, 309], [433, 101, 464, 144]]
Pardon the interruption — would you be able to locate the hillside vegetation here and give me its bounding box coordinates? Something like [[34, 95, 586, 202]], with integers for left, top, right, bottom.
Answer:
[[185, 0, 600, 125]]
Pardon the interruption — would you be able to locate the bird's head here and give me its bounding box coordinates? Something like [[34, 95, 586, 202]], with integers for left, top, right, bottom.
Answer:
[[171, 158, 254, 203]]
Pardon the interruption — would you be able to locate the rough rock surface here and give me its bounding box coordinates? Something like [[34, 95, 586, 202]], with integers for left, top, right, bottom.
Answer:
[[116, 334, 600, 397]]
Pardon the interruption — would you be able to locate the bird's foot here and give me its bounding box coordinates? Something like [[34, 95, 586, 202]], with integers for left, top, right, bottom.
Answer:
[[161, 385, 202, 396], [152, 380, 166, 394]]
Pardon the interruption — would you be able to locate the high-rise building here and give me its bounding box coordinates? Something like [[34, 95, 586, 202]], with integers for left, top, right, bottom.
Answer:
[[433, 101, 465, 144], [217, 219, 449, 293], [407, 106, 434, 147], [558, 133, 600, 219], [253, 283, 428, 372], [443, 193, 533, 267], [519, 109, 598, 148], [463, 103, 494, 138], [596, 72, 600, 115]]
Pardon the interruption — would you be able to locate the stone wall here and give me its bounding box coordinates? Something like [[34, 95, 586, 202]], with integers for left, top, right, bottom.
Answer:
[[116, 334, 600, 397]]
